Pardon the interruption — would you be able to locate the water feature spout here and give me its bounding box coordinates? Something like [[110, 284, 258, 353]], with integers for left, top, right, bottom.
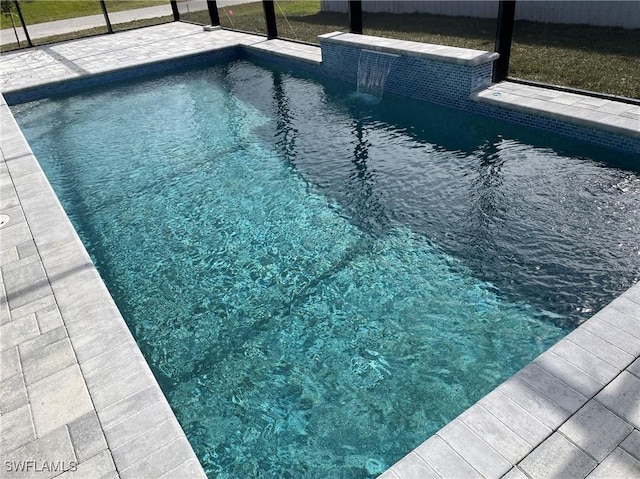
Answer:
[[357, 49, 399, 98]]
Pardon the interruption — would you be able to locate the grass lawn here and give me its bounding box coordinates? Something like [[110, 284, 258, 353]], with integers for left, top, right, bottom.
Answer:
[[2, 0, 638, 98], [1, 0, 166, 26]]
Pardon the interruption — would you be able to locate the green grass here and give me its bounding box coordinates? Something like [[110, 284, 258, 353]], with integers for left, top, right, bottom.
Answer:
[[1, 0, 166, 26], [509, 22, 640, 96], [3, 0, 639, 98]]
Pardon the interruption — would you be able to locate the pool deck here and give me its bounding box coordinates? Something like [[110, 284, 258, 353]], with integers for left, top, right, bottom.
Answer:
[[0, 22, 638, 479]]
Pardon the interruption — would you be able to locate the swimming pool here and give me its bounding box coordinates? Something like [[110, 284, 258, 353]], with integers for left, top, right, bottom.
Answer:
[[12, 59, 640, 478]]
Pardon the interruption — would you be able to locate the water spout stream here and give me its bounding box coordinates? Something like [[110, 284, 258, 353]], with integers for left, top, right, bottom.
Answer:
[[357, 49, 398, 98]]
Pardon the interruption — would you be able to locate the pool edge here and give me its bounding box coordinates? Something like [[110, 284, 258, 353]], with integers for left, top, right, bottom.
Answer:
[[1, 24, 639, 478]]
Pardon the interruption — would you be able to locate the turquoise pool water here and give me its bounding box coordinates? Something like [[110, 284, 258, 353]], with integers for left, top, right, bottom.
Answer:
[[12, 60, 640, 478]]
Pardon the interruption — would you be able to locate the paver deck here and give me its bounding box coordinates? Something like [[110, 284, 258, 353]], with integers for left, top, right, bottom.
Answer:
[[473, 82, 640, 140], [1, 22, 638, 479]]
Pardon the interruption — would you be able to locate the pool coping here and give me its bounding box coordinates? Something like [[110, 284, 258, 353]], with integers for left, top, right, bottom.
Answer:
[[1, 23, 639, 479], [472, 82, 640, 141], [318, 31, 500, 66]]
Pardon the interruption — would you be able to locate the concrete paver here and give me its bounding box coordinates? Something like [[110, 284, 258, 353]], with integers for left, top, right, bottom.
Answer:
[[111, 418, 185, 471], [458, 404, 532, 465], [519, 432, 597, 479], [565, 327, 636, 370], [119, 437, 200, 479], [97, 385, 167, 431], [91, 370, 158, 411], [103, 400, 177, 450], [0, 371, 28, 413], [550, 339, 621, 383], [581, 316, 640, 357], [630, 358, 640, 378], [559, 400, 633, 462], [586, 448, 640, 479], [620, 430, 640, 460], [0, 404, 35, 452], [67, 411, 108, 463], [56, 450, 116, 479], [0, 345, 20, 380], [8, 295, 57, 324], [0, 426, 76, 479], [517, 363, 588, 413], [83, 353, 149, 393], [502, 468, 529, 479], [597, 307, 639, 339], [158, 458, 217, 479], [247, 38, 322, 63], [474, 82, 640, 140], [595, 371, 640, 429], [414, 435, 482, 479], [28, 364, 93, 437], [533, 352, 604, 398], [0, 313, 39, 350], [389, 451, 439, 478], [3, 260, 49, 310], [438, 419, 512, 478], [21, 337, 76, 385], [477, 389, 552, 447]]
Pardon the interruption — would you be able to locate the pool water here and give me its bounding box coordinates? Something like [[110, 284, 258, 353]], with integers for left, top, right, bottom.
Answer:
[[12, 59, 640, 478]]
